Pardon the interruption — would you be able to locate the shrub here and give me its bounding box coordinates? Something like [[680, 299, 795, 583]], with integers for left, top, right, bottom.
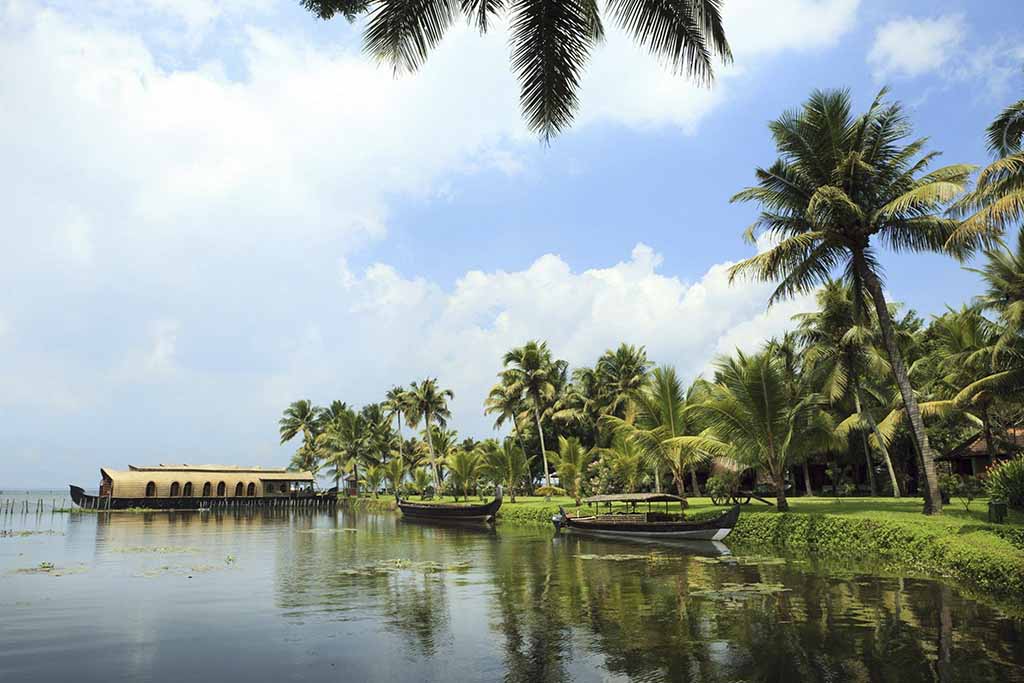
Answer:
[[938, 472, 959, 505], [955, 476, 984, 512], [984, 456, 1024, 508]]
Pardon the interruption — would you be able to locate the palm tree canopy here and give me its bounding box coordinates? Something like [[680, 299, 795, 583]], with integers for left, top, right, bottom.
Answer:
[[406, 378, 454, 427], [279, 399, 322, 445], [301, 0, 731, 140], [730, 88, 976, 301]]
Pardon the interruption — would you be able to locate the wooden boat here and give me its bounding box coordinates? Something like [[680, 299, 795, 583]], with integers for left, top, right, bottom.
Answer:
[[70, 464, 334, 510], [396, 486, 502, 522], [551, 493, 740, 541]]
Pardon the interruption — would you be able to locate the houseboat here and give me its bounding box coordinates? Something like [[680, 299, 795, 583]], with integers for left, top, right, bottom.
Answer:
[[70, 464, 335, 510]]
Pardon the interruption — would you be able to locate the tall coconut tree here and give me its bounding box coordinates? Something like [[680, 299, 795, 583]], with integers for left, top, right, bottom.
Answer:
[[484, 378, 531, 459], [690, 349, 824, 512], [405, 378, 454, 491], [730, 88, 976, 514], [500, 340, 559, 489], [300, 0, 731, 141], [384, 386, 410, 463], [596, 343, 652, 422], [279, 399, 323, 471], [794, 281, 901, 496]]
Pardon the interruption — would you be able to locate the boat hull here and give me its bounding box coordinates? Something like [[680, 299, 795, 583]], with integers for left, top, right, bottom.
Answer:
[[554, 505, 740, 542], [68, 485, 335, 510], [396, 491, 502, 522]]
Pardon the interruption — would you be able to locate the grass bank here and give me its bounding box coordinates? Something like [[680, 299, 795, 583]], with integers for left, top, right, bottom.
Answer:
[[346, 493, 1024, 602]]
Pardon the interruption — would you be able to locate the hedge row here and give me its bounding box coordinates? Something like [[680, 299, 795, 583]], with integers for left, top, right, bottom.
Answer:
[[728, 513, 1024, 599]]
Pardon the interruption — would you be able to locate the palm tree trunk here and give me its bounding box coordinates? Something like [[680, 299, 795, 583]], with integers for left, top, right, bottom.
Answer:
[[803, 460, 814, 496], [857, 254, 942, 514], [853, 388, 878, 496], [981, 406, 995, 473], [774, 465, 789, 512], [424, 413, 441, 493], [534, 407, 551, 490], [690, 467, 702, 496], [675, 469, 686, 497], [653, 468, 661, 493]]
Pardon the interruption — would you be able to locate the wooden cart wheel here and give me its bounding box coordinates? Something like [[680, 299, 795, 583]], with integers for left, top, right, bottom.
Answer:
[[710, 494, 724, 506], [738, 495, 751, 505]]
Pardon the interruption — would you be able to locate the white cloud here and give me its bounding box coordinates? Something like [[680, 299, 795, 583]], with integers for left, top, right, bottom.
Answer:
[[332, 243, 817, 435], [0, 0, 855, 485], [868, 15, 965, 79]]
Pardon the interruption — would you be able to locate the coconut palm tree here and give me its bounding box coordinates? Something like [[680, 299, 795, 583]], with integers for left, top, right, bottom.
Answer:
[[484, 378, 531, 458], [794, 281, 901, 496], [500, 340, 560, 489], [482, 438, 534, 503], [595, 435, 647, 495], [951, 96, 1024, 249], [551, 435, 594, 505], [690, 349, 824, 511], [385, 386, 410, 463], [730, 89, 976, 514], [363, 465, 384, 498], [384, 457, 407, 496], [446, 447, 483, 501], [603, 366, 723, 498], [300, 0, 731, 141], [405, 378, 454, 492], [596, 343, 652, 422], [412, 467, 432, 498], [279, 399, 323, 456]]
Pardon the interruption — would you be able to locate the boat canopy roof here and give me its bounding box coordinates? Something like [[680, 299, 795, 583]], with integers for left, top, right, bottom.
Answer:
[[583, 493, 688, 505]]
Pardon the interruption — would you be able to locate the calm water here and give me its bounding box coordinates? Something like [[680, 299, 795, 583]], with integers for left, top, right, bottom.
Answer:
[[1, 491, 1022, 682]]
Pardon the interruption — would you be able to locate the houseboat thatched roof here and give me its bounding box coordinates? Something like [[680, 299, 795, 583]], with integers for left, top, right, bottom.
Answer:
[[100, 465, 314, 498]]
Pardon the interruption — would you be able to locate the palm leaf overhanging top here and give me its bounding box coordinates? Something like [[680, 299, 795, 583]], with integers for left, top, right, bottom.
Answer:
[[301, 0, 730, 140]]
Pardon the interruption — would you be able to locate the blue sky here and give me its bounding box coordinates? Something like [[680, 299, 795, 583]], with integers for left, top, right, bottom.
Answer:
[[1, 0, 1022, 487]]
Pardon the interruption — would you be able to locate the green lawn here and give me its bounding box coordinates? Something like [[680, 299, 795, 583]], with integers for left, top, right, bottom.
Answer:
[[416, 493, 1023, 529]]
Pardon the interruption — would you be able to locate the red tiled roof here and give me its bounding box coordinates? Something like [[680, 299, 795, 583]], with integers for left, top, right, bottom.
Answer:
[[942, 427, 1024, 460]]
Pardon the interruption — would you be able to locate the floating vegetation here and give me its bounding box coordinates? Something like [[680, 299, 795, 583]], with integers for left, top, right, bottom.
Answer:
[[0, 530, 64, 538], [576, 553, 659, 562], [112, 546, 198, 554], [225, 554, 236, 565], [337, 558, 472, 578], [133, 563, 223, 578], [298, 528, 359, 534], [14, 561, 87, 577], [689, 582, 792, 602]]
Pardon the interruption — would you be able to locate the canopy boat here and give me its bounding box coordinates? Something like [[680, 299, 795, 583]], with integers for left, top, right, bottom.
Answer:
[[396, 486, 502, 522], [70, 465, 332, 510], [551, 493, 740, 541]]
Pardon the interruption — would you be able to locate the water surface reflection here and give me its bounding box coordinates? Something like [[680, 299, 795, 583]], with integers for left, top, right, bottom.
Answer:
[[0, 505, 1020, 682]]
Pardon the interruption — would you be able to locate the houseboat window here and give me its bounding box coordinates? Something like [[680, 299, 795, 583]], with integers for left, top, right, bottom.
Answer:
[[234, 482, 244, 497], [145, 481, 156, 497], [246, 483, 256, 497], [170, 482, 181, 497], [202, 482, 211, 497], [183, 482, 193, 497], [217, 482, 226, 496], [280, 483, 287, 493]]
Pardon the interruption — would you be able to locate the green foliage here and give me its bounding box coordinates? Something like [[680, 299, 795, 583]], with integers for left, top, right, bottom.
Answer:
[[956, 476, 984, 512], [302, 1, 730, 141], [706, 473, 738, 501], [984, 456, 1024, 508]]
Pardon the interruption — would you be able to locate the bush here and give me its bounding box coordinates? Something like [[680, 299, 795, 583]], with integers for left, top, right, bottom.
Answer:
[[955, 476, 984, 512], [938, 472, 959, 505], [984, 456, 1024, 508]]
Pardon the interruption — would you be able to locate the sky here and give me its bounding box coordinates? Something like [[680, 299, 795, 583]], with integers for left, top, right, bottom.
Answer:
[[2, 0, 1023, 487]]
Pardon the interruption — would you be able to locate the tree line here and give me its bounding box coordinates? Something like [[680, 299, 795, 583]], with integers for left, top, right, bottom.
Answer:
[[279, 89, 1024, 515]]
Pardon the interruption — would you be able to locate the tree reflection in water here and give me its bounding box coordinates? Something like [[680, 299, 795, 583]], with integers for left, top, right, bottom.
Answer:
[[265, 513, 1023, 682]]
